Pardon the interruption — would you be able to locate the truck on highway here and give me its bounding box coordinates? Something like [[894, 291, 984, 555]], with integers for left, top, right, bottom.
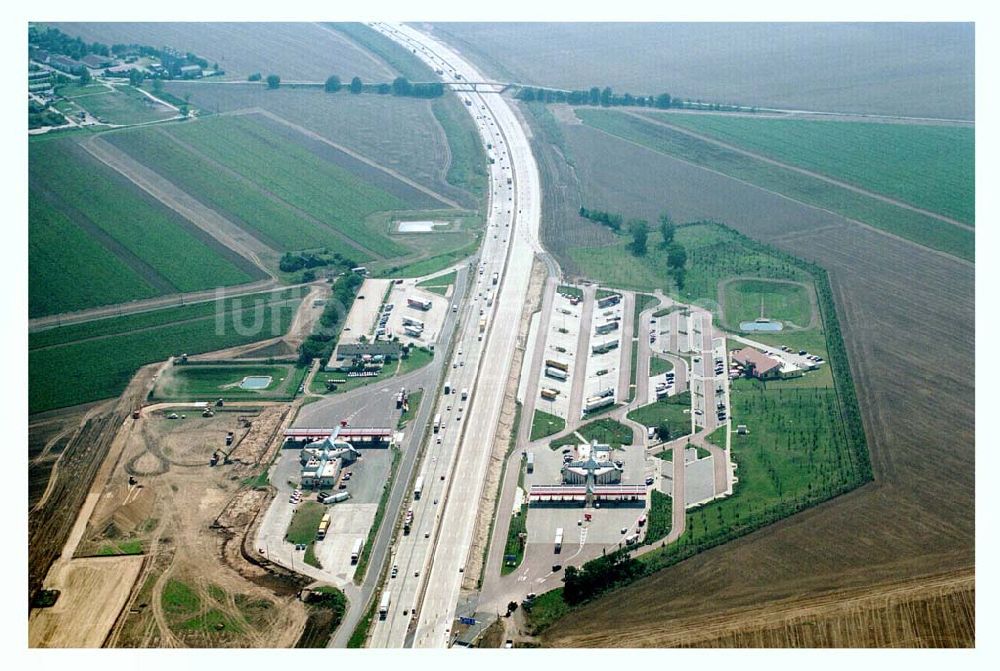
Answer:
[[478, 316, 487, 337], [444, 380, 451, 394], [554, 528, 563, 554], [379, 591, 391, 620], [351, 539, 363, 564], [461, 388, 469, 401], [492, 272, 499, 286], [544, 366, 568, 381], [545, 359, 570, 373], [433, 413, 442, 433], [414, 476, 424, 500]]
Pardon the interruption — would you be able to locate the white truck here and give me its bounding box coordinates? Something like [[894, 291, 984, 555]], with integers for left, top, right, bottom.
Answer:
[[350, 539, 363, 565], [379, 591, 392, 620], [554, 528, 563, 554], [461, 388, 469, 401]]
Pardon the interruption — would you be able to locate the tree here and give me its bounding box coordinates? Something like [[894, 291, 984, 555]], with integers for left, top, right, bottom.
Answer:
[[350, 76, 363, 94], [658, 212, 675, 247], [77, 67, 91, 85], [392, 76, 412, 96], [600, 86, 613, 107], [128, 69, 144, 86], [666, 242, 687, 269], [266, 74, 280, 89], [248, 72, 262, 82], [589, 86, 601, 105], [324, 75, 342, 92], [655, 92, 671, 109], [152, 78, 163, 95], [628, 219, 649, 256], [656, 420, 671, 442]]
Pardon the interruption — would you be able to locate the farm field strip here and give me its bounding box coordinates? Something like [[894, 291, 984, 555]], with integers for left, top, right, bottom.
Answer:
[[576, 109, 974, 261], [29, 192, 160, 317], [73, 84, 177, 125], [29, 139, 257, 315], [636, 111, 974, 225], [106, 125, 370, 255], [163, 115, 410, 257], [29, 297, 301, 414]]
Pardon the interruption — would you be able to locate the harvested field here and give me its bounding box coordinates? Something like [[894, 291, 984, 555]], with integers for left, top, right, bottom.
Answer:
[[29, 555, 145, 648], [544, 568, 974, 647], [576, 109, 973, 260], [53, 22, 394, 81], [159, 82, 483, 209], [430, 23, 974, 120], [641, 112, 975, 224]]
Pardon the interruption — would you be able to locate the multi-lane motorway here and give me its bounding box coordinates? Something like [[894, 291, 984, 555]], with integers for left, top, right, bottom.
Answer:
[[365, 22, 543, 648]]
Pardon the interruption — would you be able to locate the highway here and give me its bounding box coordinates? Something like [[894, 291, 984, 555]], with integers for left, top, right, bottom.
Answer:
[[365, 22, 542, 648]]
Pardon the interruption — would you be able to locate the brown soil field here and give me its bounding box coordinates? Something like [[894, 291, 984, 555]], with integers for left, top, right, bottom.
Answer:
[[28, 363, 161, 604], [525, 101, 974, 646], [545, 568, 974, 647], [75, 404, 312, 648], [29, 555, 145, 648]]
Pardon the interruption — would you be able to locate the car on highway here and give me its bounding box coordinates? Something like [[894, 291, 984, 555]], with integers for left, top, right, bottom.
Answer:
[[391, 565, 398, 578]]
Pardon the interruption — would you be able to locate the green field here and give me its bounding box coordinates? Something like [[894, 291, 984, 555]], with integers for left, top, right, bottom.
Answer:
[[647, 113, 975, 225], [551, 418, 633, 449], [626, 392, 692, 441], [723, 279, 813, 329], [417, 270, 457, 288], [530, 409, 566, 441], [431, 96, 489, 201], [107, 125, 371, 256], [29, 138, 258, 317], [286, 502, 327, 545], [154, 364, 308, 401], [29, 291, 300, 413], [163, 115, 411, 257], [649, 356, 673, 377], [73, 84, 176, 125], [571, 222, 814, 306], [577, 109, 974, 261]]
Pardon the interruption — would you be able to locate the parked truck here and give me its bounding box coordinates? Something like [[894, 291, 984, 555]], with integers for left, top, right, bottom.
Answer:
[[540, 388, 559, 401], [597, 293, 622, 309], [317, 513, 331, 540], [351, 539, 363, 564], [584, 395, 615, 413], [545, 359, 570, 373], [401, 316, 425, 329], [407, 297, 433, 311], [554, 528, 563, 554], [544, 366, 568, 381], [325, 491, 350, 505]]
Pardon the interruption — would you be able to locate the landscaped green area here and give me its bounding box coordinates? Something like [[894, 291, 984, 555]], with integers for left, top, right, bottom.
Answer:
[[649, 356, 673, 377], [626, 392, 692, 441], [577, 109, 974, 261], [398, 390, 423, 429], [557, 285, 583, 299], [310, 346, 434, 395], [530, 409, 566, 441], [417, 269, 457, 296], [354, 446, 401, 583], [162, 114, 411, 257], [285, 501, 327, 545], [550, 418, 633, 449], [29, 290, 301, 413], [723, 279, 813, 329], [571, 222, 815, 307], [646, 112, 975, 225], [153, 363, 308, 402], [501, 504, 528, 576], [71, 84, 176, 125], [29, 138, 259, 317], [644, 490, 671, 544]]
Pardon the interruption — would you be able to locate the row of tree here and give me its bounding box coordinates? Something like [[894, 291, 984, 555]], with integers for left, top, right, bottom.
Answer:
[[578, 206, 623, 232], [256, 72, 444, 99], [297, 271, 365, 366], [518, 85, 754, 113]]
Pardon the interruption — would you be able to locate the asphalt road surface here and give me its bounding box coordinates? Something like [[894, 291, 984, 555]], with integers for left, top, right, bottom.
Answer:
[[366, 22, 543, 648]]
